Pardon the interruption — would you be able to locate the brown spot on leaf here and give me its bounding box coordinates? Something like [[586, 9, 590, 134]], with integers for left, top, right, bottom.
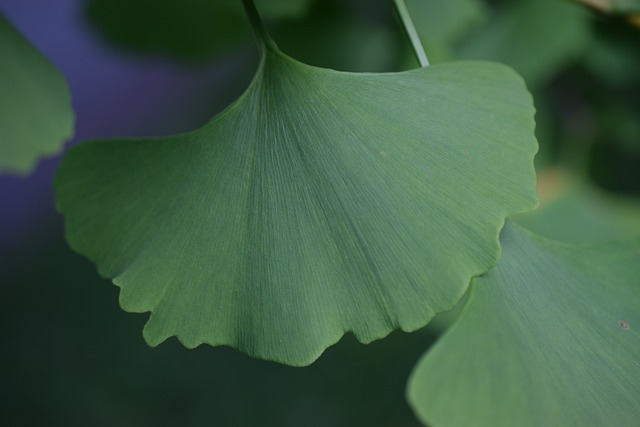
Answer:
[[379, 150, 387, 158], [620, 320, 630, 330]]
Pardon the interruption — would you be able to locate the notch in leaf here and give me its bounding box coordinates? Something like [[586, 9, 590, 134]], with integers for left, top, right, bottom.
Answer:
[[54, 1, 537, 365]]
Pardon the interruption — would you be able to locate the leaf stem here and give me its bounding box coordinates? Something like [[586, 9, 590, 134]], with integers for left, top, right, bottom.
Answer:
[[393, 0, 429, 67], [242, 0, 278, 52]]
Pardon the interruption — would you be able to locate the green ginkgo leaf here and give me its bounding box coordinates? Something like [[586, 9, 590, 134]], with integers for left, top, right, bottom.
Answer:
[[0, 13, 74, 175], [408, 221, 640, 427], [54, 38, 537, 365]]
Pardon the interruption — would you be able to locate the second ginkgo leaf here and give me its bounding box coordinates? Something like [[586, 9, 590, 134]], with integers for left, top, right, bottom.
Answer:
[[408, 221, 640, 427]]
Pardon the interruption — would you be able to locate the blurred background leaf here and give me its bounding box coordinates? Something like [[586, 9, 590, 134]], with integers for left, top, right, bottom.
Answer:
[[84, 0, 315, 61], [270, 0, 402, 71], [455, 0, 591, 90], [0, 12, 74, 175], [405, 0, 488, 64], [515, 168, 640, 243], [85, 0, 406, 71]]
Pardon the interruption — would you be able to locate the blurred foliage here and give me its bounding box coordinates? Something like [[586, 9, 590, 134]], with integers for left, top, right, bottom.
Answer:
[[270, 0, 402, 71], [0, 13, 74, 175], [405, 0, 488, 63], [576, 0, 640, 14], [515, 169, 640, 242], [85, 0, 250, 60], [84, 0, 313, 60], [85, 0, 403, 71], [456, 0, 591, 89]]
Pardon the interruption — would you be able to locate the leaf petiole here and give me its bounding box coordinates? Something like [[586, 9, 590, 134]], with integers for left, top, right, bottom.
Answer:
[[242, 0, 279, 53], [393, 0, 430, 67]]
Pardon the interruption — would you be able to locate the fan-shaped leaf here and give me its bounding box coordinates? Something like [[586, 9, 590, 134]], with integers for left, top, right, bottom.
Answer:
[[0, 13, 74, 175], [54, 45, 537, 365], [408, 221, 640, 427]]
